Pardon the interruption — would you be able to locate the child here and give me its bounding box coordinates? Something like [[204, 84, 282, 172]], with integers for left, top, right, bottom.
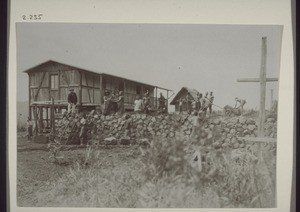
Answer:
[[124, 114, 132, 138], [79, 114, 87, 145]]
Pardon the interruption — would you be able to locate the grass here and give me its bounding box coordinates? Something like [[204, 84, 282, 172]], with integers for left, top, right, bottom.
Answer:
[[17, 109, 276, 208]]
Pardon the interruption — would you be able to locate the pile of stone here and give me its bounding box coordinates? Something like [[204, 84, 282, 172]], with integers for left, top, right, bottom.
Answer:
[[205, 116, 277, 150], [264, 117, 277, 138], [55, 112, 277, 149], [55, 113, 184, 145]]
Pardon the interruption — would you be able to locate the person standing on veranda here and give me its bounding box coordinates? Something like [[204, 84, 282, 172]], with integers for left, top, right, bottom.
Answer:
[[103, 90, 112, 115], [67, 88, 78, 114], [134, 95, 143, 113], [143, 90, 151, 114], [116, 91, 124, 114]]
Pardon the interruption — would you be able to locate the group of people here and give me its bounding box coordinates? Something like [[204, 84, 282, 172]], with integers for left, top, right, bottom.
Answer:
[[67, 87, 167, 116], [178, 91, 214, 115], [103, 89, 124, 115], [134, 91, 167, 114]]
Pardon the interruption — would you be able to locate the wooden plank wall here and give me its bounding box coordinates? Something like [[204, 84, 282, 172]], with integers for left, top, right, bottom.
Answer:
[[29, 71, 49, 102], [81, 71, 100, 104], [28, 62, 157, 108]]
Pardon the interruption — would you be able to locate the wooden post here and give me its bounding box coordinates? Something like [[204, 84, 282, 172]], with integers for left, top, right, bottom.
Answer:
[[166, 90, 169, 112], [123, 80, 126, 110], [46, 106, 49, 128], [155, 87, 158, 109], [237, 78, 278, 82], [99, 74, 103, 104], [33, 105, 38, 136], [28, 74, 31, 119], [258, 37, 267, 137], [237, 37, 278, 137], [79, 70, 82, 112], [29, 106, 32, 120], [270, 89, 274, 109], [58, 70, 61, 100], [39, 106, 43, 133], [51, 97, 55, 134]]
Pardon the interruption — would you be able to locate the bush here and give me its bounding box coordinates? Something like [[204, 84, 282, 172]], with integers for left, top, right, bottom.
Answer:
[[139, 136, 276, 208], [41, 129, 276, 208]]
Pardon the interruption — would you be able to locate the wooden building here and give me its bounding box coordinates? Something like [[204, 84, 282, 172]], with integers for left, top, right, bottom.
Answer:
[[24, 60, 171, 132], [170, 87, 200, 112]]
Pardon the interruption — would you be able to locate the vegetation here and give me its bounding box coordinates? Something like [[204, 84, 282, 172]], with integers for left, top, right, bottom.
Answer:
[[30, 133, 276, 208]]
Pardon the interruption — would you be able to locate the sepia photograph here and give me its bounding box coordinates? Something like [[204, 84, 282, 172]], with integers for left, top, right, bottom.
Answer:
[[16, 23, 282, 208]]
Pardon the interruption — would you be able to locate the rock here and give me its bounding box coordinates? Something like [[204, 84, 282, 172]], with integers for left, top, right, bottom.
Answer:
[[227, 134, 233, 139], [120, 137, 131, 145], [185, 130, 191, 135], [104, 137, 117, 145], [231, 137, 237, 143], [247, 125, 256, 131], [239, 143, 245, 148], [222, 143, 228, 148], [230, 129, 236, 134], [246, 119, 256, 125], [239, 117, 247, 124], [139, 138, 150, 146], [233, 142, 239, 149], [226, 122, 234, 128], [199, 129, 207, 137], [213, 119, 221, 125]]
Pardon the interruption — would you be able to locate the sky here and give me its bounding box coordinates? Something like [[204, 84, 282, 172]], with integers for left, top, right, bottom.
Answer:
[[16, 23, 282, 111]]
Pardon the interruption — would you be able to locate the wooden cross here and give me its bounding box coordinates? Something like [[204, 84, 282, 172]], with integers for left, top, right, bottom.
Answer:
[[237, 37, 278, 137]]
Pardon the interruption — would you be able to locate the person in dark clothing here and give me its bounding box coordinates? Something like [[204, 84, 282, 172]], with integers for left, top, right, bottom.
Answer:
[[124, 114, 132, 138], [116, 91, 124, 114], [178, 98, 184, 114], [103, 90, 111, 115], [27, 117, 33, 141], [185, 93, 192, 114], [158, 93, 166, 112], [143, 90, 151, 114], [67, 88, 78, 113], [79, 114, 87, 145]]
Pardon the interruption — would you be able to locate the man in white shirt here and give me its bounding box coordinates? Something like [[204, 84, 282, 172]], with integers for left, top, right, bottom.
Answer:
[[134, 95, 143, 113]]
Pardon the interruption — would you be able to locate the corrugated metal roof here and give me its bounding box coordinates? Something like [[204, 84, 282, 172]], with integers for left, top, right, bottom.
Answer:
[[24, 60, 172, 91]]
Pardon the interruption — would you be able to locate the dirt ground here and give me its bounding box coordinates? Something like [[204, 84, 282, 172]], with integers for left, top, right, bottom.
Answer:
[[17, 132, 140, 207]]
